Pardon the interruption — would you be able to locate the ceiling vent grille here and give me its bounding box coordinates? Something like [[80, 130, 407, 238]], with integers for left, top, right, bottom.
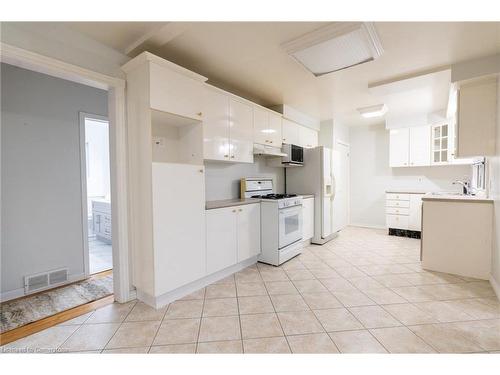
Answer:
[[282, 22, 384, 77], [24, 268, 69, 294]]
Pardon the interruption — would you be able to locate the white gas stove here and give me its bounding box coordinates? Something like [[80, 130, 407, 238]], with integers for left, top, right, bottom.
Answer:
[[241, 178, 303, 266]]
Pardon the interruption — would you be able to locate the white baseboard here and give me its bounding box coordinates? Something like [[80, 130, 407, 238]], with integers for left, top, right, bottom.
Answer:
[[490, 274, 500, 301], [349, 223, 387, 230], [0, 273, 86, 302], [136, 256, 259, 309]]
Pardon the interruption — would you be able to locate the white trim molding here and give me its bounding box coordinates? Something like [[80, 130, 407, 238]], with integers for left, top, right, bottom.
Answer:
[[491, 275, 500, 301], [1, 42, 131, 303]]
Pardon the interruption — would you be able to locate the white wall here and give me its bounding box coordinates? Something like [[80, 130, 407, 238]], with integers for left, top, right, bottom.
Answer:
[[349, 123, 471, 228], [204, 156, 284, 201], [1, 63, 108, 296], [489, 78, 500, 290]]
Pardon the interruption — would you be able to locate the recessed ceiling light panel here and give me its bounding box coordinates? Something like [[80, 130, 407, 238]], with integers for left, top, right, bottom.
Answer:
[[282, 22, 384, 77], [357, 104, 387, 118]]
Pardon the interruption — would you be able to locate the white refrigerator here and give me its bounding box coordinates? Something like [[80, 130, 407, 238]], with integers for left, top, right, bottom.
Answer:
[[286, 146, 340, 245]]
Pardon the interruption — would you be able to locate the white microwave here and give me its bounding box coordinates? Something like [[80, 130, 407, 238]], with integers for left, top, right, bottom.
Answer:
[[282, 144, 304, 165]]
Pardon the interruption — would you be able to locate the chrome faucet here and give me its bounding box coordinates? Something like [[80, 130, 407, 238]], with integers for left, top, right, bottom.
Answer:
[[452, 178, 471, 195]]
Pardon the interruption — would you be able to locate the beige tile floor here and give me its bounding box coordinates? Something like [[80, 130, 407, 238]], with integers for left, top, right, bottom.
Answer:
[[2, 226, 500, 354]]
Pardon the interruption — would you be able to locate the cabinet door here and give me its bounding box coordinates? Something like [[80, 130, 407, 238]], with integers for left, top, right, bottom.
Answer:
[[268, 112, 283, 147], [206, 207, 238, 274], [236, 204, 261, 262], [229, 99, 254, 163], [409, 194, 423, 231], [457, 77, 497, 157], [299, 126, 318, 148], [282, 119, 300, 145], [152, 163, 206, 294], [302, 198, 314, 240], [409, 125, 431, 166], [149, 63, 203, 121], [202, 88, 230, 161], [253, 107, 269, 145], [389, 128, 410, 167]]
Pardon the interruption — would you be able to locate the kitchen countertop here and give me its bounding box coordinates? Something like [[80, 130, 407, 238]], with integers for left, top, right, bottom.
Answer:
[[206, 194, 314, 210], [205, 198, 261, 210], [422, 192, 493, 203], [386, 189, 429, 194]]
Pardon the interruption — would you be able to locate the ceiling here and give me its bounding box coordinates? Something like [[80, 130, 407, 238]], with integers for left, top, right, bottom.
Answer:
[[67, 21, 500, 125]]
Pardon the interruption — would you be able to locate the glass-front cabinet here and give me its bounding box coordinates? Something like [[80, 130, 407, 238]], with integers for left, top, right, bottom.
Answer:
[[431, 123, 449, 164]]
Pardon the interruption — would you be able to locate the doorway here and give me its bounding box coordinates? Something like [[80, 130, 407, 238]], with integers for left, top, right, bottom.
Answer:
[[80, 113, 113, 276]]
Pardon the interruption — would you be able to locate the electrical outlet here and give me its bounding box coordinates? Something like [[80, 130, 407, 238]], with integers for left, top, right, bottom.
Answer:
[[152, 136, 166, 148]]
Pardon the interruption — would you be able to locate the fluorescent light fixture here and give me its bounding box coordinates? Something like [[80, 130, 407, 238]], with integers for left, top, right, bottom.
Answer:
[[261, 129, 276, 134], [357, 104, 387, 118], [282, 22, 384, 77]]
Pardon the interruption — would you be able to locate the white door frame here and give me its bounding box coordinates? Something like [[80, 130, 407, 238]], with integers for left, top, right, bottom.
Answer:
[[335, 140, 350, 227], [79, 112, 110, 277], [1, 43, 131, 302]]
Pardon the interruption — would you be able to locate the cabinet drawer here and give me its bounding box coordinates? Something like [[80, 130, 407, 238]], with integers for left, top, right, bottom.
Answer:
[[386, 207, 409, 216], [386, 214, 409, 230], [386, 200, 410, 208], [386, 193, 410, 201]]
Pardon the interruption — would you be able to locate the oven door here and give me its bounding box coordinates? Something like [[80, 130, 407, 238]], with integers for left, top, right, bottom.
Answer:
[[278, 205, 303, 249]]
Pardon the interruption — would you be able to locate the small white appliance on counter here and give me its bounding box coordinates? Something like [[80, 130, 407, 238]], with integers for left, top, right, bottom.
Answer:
[[241, 177, 303, 266], [286, 146, 342, 245]]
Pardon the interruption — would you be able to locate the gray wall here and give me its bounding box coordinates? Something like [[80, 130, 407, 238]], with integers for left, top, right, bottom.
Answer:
[[204, 156, 285, 201], [1, 63, 108, 295], [349, 123, 471, 228]]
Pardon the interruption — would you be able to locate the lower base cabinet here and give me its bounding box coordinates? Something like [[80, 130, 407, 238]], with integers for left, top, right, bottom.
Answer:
[[206, 203, 261, 275], [386, 193, 424, 231]]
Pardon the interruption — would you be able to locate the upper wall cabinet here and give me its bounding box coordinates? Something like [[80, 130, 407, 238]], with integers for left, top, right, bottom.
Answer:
[[409, 125, 431, 166], [230, 99, 254, 163], [389, 128, 410, 167], [299, 126, 319, 148], [253, 107, 282, 147], [202, 87, 230, 161], [389, 125, 431, 167], [456, 76, 498, 157], [202, 87, 254, 164], [282, 118, 300, 145]]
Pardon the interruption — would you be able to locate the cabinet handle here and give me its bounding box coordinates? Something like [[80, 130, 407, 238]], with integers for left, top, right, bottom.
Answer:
[[224, 154, 229, 158], [238, 208, 242, 212], [199, 169, 203, 173], [197, 112, 203, 117], [232, 209, 236, 213], [231, 155, 235, 158]]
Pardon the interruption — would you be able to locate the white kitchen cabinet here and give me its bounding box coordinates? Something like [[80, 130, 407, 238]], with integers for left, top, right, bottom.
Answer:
[[299, 126, 318, 148], [409, 125, 431, 166], [229, 98, 254, 163], [302, 197, 315, 240], [253, 107, 282, 147], [236, 204, 261, 262], [152, 163, 206, 295], [385, 192, 424, 231], [206, 203, 261, 275], [456, 77, 497, 157], [282, 118, 300, 145], [149, 61, 205, 121], [206, 206, 238, 274], [431, 123, 450, 164], [389, 128, 410, 167], [409, 194, 423, 231], [202, 88, 230, 161]]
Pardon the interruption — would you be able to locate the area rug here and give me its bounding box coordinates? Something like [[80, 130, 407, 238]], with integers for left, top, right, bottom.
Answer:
[[0, 274, 113, 333]]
